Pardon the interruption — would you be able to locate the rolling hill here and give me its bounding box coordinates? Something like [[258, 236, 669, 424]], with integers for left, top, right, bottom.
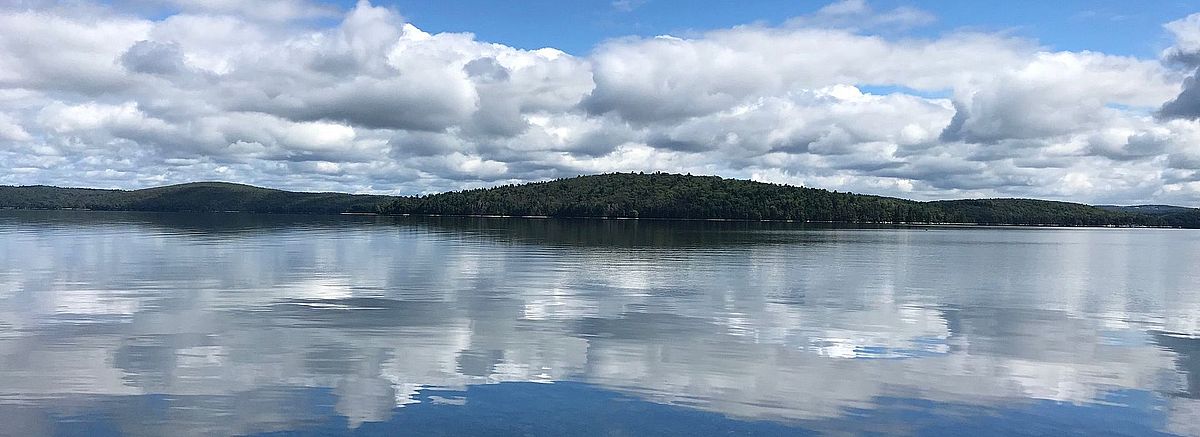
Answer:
[[0, 182, 390, 214], [1097, 204, 1200, 229], [3, 174, 1198, 227], [381, 173, 1190, 227]]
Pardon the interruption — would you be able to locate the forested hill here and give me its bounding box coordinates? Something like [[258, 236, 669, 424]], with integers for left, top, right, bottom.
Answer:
[[0, 182, 389, 214], [380, 173, 1200, 228], [3, 174, 1199, 227], [1096, 205, 1200, 229]]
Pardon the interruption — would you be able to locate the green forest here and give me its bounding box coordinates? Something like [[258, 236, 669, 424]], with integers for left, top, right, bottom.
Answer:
[[380, 173, 1200, 228], [0, 182, 388, 214], [3, 173, 1199, 228]]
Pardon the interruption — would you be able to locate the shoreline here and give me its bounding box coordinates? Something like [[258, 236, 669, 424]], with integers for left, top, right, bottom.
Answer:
[[1, 208, 1185, 229]]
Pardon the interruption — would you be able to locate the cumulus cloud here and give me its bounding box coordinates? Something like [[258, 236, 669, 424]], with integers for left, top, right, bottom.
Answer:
[[1160, 73, 1200, 120], [0, 0, 1199, 205], [1164, 13, 1200, 62], [0, 113, 31, 142], [120, 40, 189, 75], [941, 52, 1173, 143], [1160, 13, 1200, 120]]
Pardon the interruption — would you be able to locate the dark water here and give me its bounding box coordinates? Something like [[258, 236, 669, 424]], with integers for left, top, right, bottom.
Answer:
[[1, 211, 1199, 436]]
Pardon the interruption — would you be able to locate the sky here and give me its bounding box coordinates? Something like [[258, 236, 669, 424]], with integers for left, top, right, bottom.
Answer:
[[2, 1, 1200, 205]]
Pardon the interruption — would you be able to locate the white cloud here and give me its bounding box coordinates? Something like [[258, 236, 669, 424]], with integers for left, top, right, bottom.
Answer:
[[942, 52, 1175, 143], [0, 114, 31, 141], [787, 0, 936, 31], [1165, 13, 1200, 58], [611, 0, 646, 13], [0, 9, 152, 93], [0, 0, 1198, 205], [146, 0, 338, 22]]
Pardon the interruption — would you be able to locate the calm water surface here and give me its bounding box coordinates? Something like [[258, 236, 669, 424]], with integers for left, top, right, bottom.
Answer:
[[1, 211, 1199, 436]]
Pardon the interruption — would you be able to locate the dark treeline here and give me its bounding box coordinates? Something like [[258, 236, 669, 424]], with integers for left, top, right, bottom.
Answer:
[[381, 173, 1199, 228], [0, 182, 388, 214], [1096, 205, 1200, 229], [4, 174, 1198, 227]]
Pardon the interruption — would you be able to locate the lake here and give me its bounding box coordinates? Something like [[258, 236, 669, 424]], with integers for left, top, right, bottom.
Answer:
[[0, 210, 1198, 436]]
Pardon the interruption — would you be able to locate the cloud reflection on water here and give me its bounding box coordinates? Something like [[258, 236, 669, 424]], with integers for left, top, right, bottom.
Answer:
[[0, 211, 1198, 435]]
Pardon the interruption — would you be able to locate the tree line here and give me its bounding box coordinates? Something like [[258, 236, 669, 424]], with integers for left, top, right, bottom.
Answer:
[[380, 173, 1199, 227], [0, 182, 386, 214], [3, 174, 1196, 227]]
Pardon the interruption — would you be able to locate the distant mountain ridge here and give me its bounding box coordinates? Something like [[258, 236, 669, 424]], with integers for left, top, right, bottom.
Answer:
[[2, 174, 1199, 228], [1097, 205, 1196, 215], [0, 182, 389, 214]]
